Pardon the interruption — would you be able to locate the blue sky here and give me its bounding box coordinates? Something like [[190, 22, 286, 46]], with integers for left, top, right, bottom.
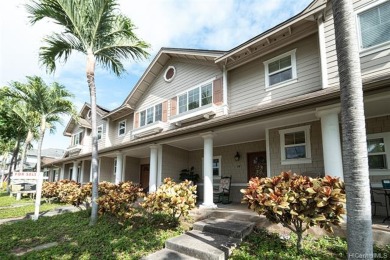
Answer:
[[0, 0, 312, 150]]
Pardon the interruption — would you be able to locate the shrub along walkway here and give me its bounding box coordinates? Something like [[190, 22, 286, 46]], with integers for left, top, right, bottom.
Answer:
[[143, 210, 257, 260]]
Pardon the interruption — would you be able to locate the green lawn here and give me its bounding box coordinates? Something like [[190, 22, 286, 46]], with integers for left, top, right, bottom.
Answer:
[[0, 191, 64, 219], [0, 210, 184, 259], [230, 228, 390, 260]]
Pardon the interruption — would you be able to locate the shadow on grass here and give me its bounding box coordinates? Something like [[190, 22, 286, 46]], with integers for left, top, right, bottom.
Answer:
[[0, 208, 183, 259]]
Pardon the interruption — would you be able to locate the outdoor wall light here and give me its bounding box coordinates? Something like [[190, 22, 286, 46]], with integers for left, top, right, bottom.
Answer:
[[234, 152, 240, 161]]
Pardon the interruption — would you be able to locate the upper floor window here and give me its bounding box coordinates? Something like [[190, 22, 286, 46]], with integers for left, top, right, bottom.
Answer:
[[264, 49, 297, 88], [164, 66, 176, 82], [72, 131, 83, 145], [118, 120, 126, 136], [178, 81, 213, 114], [358, 1, 390, 50], [279, 125, 311, 165], [367, 132, 390, 169], [97, 125, 103, 140], [139, 103, 163, 127]]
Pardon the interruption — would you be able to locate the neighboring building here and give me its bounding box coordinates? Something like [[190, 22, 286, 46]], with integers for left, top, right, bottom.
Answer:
[[44, 0, 390, 211]]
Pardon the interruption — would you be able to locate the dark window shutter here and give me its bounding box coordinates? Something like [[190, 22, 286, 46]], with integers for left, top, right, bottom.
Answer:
[[213, 78, 223, 105]]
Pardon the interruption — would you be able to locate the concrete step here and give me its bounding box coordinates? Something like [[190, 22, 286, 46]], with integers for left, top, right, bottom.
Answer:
[[193, 217, 254, 240], [165, 230, 240, 260], [142, 248, 199, 260], [208, 209, 263, 223]]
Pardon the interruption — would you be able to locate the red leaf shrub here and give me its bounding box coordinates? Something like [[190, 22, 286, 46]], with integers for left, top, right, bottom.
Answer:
[[241, 171, 346, 252]]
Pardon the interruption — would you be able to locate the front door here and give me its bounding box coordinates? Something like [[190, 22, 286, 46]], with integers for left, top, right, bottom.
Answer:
[[247, 152, 267, 181], [140, 164, 150, 193]]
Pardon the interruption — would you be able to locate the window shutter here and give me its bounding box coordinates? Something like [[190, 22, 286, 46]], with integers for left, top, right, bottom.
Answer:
[[171, 97, 177, 116], [162, 101, 168, 122], [213, 78, 223, 105], [80, 132, 83, 145], [134, 112, 139, 128]]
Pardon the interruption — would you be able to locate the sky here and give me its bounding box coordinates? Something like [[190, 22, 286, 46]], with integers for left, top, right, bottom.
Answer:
[[0, 0, 312, 150]]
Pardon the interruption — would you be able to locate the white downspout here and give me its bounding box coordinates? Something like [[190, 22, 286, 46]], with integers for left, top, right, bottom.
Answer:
[[317, 13, 328, 89], [222, 65, 228, 114]]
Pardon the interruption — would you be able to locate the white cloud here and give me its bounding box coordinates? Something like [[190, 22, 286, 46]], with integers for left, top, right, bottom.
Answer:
[[1, 0, 312, 150]]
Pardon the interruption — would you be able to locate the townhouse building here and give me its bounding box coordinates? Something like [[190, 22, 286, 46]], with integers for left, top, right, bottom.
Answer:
[[44, 0, 390, 210]]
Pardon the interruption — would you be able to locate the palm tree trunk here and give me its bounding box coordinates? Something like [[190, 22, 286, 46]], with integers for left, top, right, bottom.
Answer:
[[36, 116, 46, 174], [20, 130, 34, 172], [7, 138, 21, 193], [332, 0, 373, 258], [87, 49, 99, 226]]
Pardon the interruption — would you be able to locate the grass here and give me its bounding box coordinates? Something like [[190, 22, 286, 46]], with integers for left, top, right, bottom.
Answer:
[[0, 191, 65, 219], [230, 227, 390, 260], [0, 210, 184, 259]]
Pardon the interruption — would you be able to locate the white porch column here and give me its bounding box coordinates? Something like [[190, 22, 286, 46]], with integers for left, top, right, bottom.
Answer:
[[149, 145, 158, 193], [316, 106, 343, 179], [80, 161, 85, 184], [115, 152, 123, 184], [201, 133, 216, 208], [60, 163, 65, 180], [157, 145, 163, 187], [72, 161, 79, 182]]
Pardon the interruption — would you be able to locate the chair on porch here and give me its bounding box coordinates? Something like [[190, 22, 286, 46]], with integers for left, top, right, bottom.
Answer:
[[213, 176, 232, 204]]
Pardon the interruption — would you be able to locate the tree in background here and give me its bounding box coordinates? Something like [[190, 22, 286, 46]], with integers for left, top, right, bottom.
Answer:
[[3, 76, 76, 184], [332, 0, 373, 257], [26, 0, 150, 225]]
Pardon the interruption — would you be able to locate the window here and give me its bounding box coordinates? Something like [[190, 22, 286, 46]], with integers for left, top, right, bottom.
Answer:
[[213, 156, 221, 177], [367, 132, 390, 170], [264, 49, 297, 88], [97, 125, 103, 140], [279, 125, 311, 165], [164, 66, 176, 82], [114, 158, 117, 175], [72, 131, 83, 145], [118, 120, 126, 136], [177, 81, 213, 114], [87, 110, 91, 119], [357, 1, 390, 50], [139, 103, 163, 127]]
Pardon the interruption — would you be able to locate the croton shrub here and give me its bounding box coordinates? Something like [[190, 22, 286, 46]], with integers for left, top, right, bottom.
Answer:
[[241, 171, 346, 252], [42, 179, 86, 207], [141, 178, 197, 220], [97, 181, 144, 221]]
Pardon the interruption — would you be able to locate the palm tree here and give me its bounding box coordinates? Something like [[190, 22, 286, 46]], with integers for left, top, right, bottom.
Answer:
[[25, 0, 150, 225], [4, 76, 76, 183], [332, 0, 373, 257]]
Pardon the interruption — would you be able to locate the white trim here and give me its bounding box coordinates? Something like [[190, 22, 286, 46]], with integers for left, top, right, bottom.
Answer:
[[72, 130, 83, 146], [222, 66, 228, 114], [355, 0, 390, 53], [264, 49, 297, 89], [118, 120, 126, 137], [132, 121, 168, 138], [367, 132, 390, 171], [113, 158, 117, 176], [163, 66, 176, 83], [97, 125, 103, 140], [279, 125, 312, 165], [87, 110, 92, 119], [176, 77, 216, 115], [138, 102, 163, 128], [170, 103, 217, 125], [317, 14, 328, 89]]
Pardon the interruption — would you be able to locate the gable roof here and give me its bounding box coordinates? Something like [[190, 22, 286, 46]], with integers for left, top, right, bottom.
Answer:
[[215, 0, 327, 66], [103, 48, 225, 120], [64, 102, 110, 136]]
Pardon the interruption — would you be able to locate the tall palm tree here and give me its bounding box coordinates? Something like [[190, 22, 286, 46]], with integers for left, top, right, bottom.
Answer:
[[25, 0, 150, 225], [4, 76, 76, 183], [332, 0, 373, 257]]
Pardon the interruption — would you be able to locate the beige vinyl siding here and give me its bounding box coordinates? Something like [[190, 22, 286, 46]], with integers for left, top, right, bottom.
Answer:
[[135, 58, 222, 118], [99, 157, 114, 182], [109, 114, 134, 146], [228, 34, 321, 113], [161, 145, 189, 181], [268, 121, 324, 177], [124, 156, 141, 183], [97, 116, 106, 149], [324, 0, 390, 88]]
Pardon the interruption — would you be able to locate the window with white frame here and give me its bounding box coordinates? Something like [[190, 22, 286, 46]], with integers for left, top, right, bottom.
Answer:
[[177, 81, 213, 114], [357, 1, 390, 50], [264, 49, 297, 88], [367, 132, 390, 169], [114, 158, 117, 175], [213, 156, 221, 177], [118, 120, 126, 136], [139, 103, 163, 127], [97, 125, 103, 140], [72, 131, 83, 145], [279, 125, 311, 165]]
